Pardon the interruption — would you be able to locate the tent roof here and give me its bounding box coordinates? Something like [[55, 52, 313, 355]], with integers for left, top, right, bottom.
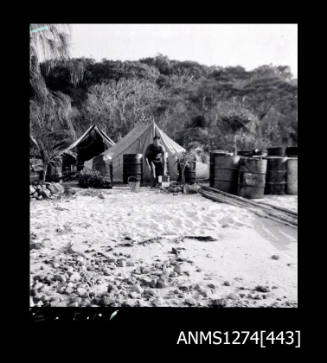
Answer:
[[103, 121, 185, 160], [58, 125, 115, 156]]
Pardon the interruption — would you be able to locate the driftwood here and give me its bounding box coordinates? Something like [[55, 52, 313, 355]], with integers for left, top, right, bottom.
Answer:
[[137, 236, 165, 246], [199, 185, 297, 228], [124, 235, 218, 246], [183, 235, 217, 241]]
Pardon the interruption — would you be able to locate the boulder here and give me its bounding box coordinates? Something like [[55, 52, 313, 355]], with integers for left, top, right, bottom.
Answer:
[[226, 293, 238, 300], [254, 285, 270, 293], [46, 184, 57, 194], [69, 272, 81, 282], [39, 189, 52, 199], [116, 259, 126, 267], [129, 292, 140, 299], [53, 275, 66, 283], [184, 297, 196, 306], [124, 299, 136, 307], [77, 287, 88, 297], [30, 242, 44, 250], [132, 284, 143, 294], [140, 277, 152, 287], [156, 279, 167, 289], [100, 295, 115, 306], [173, 264, 182, 274], [53, 183, 64, 194], [97, 193, 105, 199], [142, 289, 155, 297], [211, 298, 227, 307], [65, 287, 74, 294], [151, 297, 163, 307], [107, 284, 116, 293], [150, 279, 157, 288]]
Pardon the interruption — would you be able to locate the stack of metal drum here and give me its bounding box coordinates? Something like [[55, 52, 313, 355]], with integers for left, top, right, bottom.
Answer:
[[209, 146, 298, 199]]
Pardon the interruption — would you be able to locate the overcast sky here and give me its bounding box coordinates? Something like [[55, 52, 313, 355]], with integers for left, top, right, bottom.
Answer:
[[70, 24, 298, 77]]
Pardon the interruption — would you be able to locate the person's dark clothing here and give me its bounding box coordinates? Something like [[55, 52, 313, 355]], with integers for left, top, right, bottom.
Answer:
[[152, 159, 164, 176], [145, 143, 165, 162], [145, 143, 165, 186]]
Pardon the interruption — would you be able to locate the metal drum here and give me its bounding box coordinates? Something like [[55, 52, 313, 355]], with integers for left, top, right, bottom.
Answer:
[[287, 157, 298, 195], [285, 147, 298, 157], [93, 154, 113, 182], [209, 150, 228, 187], [237, 157, 267, 199], [265, 157, 287, 195], [210, 151, 240, 194], [123, 154, 143, 184], [267, 147, 284, 157], [237, 150, 253, 157], [184, 161, 196, 185]]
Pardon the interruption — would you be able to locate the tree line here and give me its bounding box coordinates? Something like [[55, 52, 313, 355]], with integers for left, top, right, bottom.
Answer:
[[30, 54, 298, 161]]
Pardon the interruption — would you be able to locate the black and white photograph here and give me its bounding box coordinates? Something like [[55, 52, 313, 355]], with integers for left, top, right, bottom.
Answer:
[[29, 23, 298, 310]]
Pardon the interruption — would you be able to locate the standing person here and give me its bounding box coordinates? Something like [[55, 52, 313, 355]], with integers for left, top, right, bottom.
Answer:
[[145, 135, 167, 187]]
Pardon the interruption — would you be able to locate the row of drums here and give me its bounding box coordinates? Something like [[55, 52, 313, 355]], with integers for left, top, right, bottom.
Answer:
[[209, 150, 298, 199], [122, 154, 197, 184]]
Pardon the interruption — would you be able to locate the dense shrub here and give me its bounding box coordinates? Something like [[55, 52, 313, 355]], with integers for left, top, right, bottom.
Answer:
[[78, 169, 111, 188], [31, 56, 297, 158]]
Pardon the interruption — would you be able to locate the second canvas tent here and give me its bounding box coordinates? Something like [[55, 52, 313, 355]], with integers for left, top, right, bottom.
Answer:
[[86, 121, 186, 183]]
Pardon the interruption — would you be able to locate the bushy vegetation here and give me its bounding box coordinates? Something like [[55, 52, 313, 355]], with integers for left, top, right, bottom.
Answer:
[[78, 169, 111, 188], [30, 51, 297, 158]]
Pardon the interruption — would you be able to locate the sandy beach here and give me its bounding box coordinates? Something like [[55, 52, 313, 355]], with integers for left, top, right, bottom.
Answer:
[[30, 186, 297, 308]]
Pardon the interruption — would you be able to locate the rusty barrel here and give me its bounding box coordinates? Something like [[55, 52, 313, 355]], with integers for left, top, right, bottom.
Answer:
[[93, 154, 113, 182], [209, 150, 228, 187], [285, 147, 298, 157], [123, 154, 143, 184], [264, 156, 287, 195], [210, 151, 240, 193], [267, 147, 284, 157], [184, 161, 196, 185], [287, 157, 298, 195], [238, 150, 253, 157], [237, 157, 267, 199]]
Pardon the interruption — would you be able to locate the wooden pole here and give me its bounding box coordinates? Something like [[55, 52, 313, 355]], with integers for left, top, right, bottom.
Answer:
[[199, 185, 297, 228]]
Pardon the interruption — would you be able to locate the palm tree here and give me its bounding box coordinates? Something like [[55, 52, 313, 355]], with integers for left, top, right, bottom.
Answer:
[[30, 24, 73, 178], [30, 24, 71, 68], [30, 101, 73, 181], [30, 24, 71, 98]]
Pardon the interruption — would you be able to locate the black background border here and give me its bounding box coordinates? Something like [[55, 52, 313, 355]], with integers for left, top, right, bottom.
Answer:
[[7, 13, 312, 353]]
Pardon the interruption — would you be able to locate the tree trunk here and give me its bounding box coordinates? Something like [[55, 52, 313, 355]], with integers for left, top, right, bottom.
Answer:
[[42, 164, 48, 182], [233, 135, 238, 155]]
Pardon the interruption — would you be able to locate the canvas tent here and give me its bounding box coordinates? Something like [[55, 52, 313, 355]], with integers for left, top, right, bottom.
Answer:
[[86, 121, 186, 183], [58, 125, 115, 167]]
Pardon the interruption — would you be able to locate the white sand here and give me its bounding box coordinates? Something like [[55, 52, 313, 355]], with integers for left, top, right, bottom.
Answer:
[[30, 187, 297, 307]]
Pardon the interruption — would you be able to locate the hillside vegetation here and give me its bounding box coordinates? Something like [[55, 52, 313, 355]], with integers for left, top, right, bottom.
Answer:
[[30, 54, 298, 155]]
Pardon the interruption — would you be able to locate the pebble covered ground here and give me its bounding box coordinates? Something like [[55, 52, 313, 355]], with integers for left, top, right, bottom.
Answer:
[[30, 187, 298, 308]]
